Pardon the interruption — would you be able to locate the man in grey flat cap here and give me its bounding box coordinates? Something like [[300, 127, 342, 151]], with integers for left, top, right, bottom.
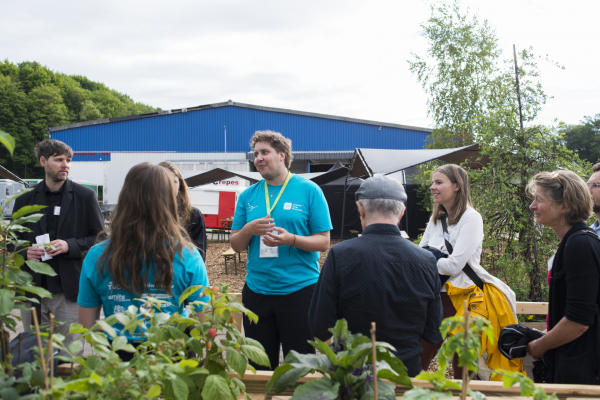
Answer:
[[308, 174, 442, 376]]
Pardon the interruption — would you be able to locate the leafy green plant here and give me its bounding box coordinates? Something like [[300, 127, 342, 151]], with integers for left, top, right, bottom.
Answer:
[[405, 311, 557, 400], [265, 319, 412, 400], [49, 283, 269, 400], [0, 129, 57, 376]]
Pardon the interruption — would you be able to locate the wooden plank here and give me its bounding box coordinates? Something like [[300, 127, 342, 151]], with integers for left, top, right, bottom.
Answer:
[[222, 248, 237, 256], [521, 322, 546, 331], [516, 302, 548, 314]]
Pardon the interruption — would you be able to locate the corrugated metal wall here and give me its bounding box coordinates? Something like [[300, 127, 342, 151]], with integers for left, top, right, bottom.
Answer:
[[72, 152, 248, 204], [51, 105, 429, 153]]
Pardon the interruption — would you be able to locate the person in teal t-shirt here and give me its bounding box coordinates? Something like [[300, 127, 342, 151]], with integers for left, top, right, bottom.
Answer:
[[77, 162, 209, 354], [231, 130, 332, 370]]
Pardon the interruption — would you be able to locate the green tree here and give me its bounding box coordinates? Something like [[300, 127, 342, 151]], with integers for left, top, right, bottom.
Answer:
[[561, 114, 600, 165], [408, 0, 501, 147], [0, 60, 159, 179], [0, 75, 35, 178], [27, 84, 69, 143], [408, 0, 586, 301]]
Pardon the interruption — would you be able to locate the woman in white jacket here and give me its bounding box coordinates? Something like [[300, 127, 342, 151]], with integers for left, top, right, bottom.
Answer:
[[419, 164, 516, 376]]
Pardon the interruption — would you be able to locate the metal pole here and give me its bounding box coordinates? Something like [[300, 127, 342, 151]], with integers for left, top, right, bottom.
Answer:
[[340, 168, 350, 241], [340, 152, 358, 241], [402, 170, 409, 236], [513, 45, 524, 132]]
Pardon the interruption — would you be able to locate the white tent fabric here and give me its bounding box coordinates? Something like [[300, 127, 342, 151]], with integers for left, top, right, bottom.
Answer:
[[184, 166, 348, 188]]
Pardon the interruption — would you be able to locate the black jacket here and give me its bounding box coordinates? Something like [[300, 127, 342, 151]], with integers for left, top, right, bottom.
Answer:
[[546, 223, 600, 384], [14, 179, 105, 302], [188, 208, 207, 261], [308, 223, 442, 362]]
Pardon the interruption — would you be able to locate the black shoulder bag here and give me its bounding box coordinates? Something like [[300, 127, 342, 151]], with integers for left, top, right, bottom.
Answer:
[[439, 216, 484, 291]]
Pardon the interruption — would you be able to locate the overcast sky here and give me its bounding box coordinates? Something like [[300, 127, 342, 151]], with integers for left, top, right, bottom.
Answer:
[[1, 0, 598, 128]]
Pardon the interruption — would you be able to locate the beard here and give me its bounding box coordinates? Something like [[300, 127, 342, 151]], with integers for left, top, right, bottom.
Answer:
[[260, 165, 282, 181], [47, 168, 68, 182], [594, 202, 600, 214]]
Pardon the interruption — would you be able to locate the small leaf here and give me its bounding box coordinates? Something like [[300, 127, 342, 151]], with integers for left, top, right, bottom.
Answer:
[[165, 377, 189, 400], [201, 375, 232, 400], [227, 346, 247, 378], [241, 345, 270, 368], [147, 384, 161, 398], [177, 359, 199, 369], [11, 205, 47, 221], [25, 260, 57, 276], [0, 129, 15, 155], [292, 379, 339, 400], [112, 335, 128, 351], [68, 340, 83, 355], [7, 269, 33, 285], [0, 289, 15, 316], [95, 320, 117, 339], [179, 285, 204, 306]]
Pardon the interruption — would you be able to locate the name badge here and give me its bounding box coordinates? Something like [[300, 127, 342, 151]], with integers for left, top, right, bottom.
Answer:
[[443, 232, 450, 242], [54, 206, 61, 216], [259, 231, 279, 258]]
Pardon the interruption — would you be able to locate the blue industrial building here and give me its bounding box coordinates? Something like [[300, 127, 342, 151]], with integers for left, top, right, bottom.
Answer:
[[49, 100, 431, 204]]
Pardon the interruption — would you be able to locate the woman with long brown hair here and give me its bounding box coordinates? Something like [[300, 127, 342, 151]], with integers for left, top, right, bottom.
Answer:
[[159, 161, 207, 261], [419, 164, 518, 378], [77, 162, 209, 345]]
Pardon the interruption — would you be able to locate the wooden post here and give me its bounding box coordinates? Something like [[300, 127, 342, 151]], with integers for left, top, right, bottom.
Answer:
[[461, 300, 470, 400], [31, 308, 48, 399], [370, 322, 377, 399], [48, 313, 54, 390]]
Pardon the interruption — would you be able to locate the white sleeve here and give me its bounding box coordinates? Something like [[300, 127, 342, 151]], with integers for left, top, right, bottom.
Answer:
[[418, 216, 434, 247], [437, 211, 483, 276]]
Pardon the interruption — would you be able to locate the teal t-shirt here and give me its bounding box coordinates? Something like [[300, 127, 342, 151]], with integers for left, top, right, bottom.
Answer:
[[78, 240, 209, 341], [232, 175, 332, 295]]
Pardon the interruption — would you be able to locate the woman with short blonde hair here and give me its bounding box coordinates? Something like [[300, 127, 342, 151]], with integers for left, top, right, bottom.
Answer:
[[526, 170, 600, 384]]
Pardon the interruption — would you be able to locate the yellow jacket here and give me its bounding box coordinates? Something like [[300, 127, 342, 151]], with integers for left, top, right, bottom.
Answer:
[[445, 282, 524, 380]]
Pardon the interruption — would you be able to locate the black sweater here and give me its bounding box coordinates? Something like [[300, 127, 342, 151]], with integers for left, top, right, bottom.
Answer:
[[547, 223, 600, 384], [188, 208, 207, 261]]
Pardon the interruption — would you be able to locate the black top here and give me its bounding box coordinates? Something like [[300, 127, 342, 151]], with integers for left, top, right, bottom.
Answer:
[[308, 223, 442, 361], [547, 223, 600, 384], [41, 180, 64, 294], [14, 179, 105, 302], [188, 208, 207, 261]]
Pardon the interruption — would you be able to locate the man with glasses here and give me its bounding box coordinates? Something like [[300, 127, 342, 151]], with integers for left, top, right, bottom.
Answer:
[[588, 163, 600, 236]]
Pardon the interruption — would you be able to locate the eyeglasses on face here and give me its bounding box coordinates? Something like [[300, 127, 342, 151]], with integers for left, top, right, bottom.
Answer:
[[588, 182, 600, 190]]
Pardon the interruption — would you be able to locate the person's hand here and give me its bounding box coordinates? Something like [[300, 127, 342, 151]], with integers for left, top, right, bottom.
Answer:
[[47, 239, 69, 256], [26, 246, 45, 261], [242, 216, 275, 237], [526, 338, 547, 360], [263, 226, 293, 247]]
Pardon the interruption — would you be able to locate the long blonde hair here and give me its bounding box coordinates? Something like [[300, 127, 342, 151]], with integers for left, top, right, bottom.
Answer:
[[431, 164, 472, 226], [158, 161, 194, 228]]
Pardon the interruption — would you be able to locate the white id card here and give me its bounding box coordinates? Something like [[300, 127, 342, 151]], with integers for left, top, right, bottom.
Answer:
[[443, 232, 450, 242], [259, 231, 279, 258], [54, 206, 61, 216]]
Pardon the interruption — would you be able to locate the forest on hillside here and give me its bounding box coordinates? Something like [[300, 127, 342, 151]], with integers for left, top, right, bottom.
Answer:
[[0, 60, 159, 179]]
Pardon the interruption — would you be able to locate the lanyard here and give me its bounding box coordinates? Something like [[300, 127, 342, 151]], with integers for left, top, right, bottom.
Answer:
[[265, 171, 292, 216]]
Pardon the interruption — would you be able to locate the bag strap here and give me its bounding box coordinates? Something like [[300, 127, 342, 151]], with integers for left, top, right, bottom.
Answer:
[[441, 216, 484, 291]]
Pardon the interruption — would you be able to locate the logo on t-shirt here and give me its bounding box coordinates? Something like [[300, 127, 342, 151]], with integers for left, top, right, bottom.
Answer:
[[247, 203, 258, 212], [283, 202, 292, 210]]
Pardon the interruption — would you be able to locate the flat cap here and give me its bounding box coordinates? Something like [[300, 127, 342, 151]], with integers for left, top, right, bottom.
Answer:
[[355, 174, 407, 202]]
